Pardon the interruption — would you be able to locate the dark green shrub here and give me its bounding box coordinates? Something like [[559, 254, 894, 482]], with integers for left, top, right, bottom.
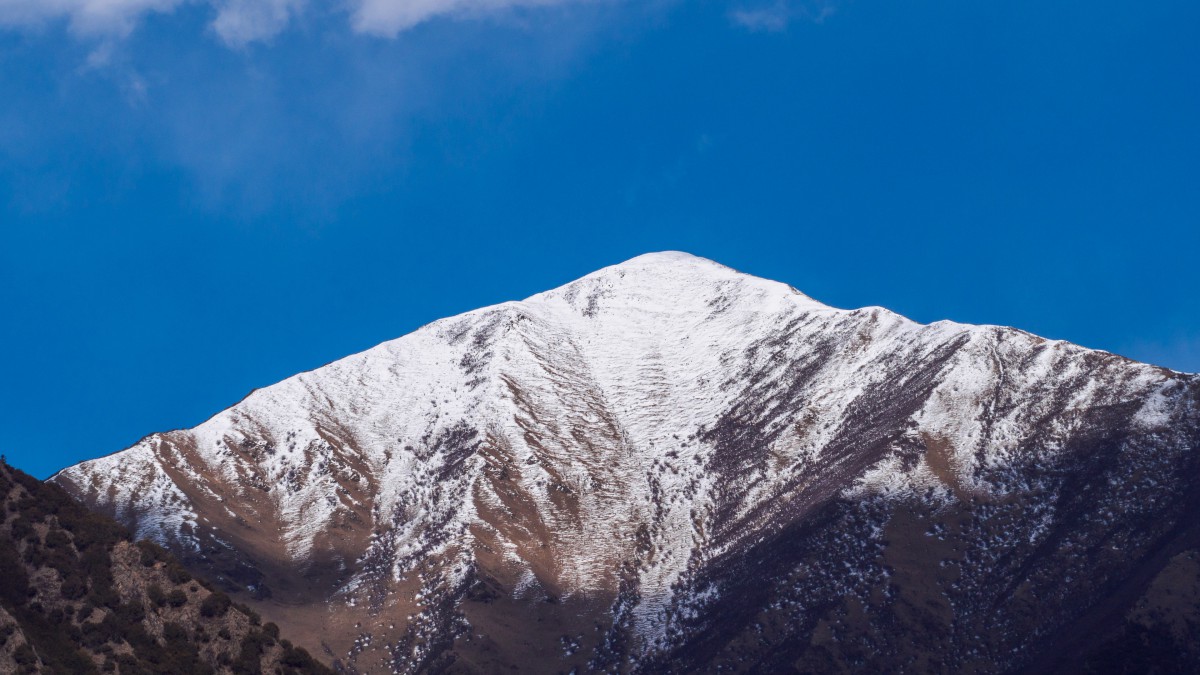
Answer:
[[163, 621, 190, 643], [280, 645, 322, 668], [200, 592, 232, 618], [167, 589, 188, 607], [233, 629, 273, 675], [0, 536, 31, 606], [147, 583, 167, 607], [114, 601, 145, 624], [44, 527, 72, 550], [82, 617, 119, 648], [61, 573, 89, 600], [233, 602, 261, 625], [9, 516, 34, 541], [165, 563, 192, 584], [0, 623, 14, 646], [82, 547, 119, 608], [137, 540, 167, 567], [13, 642, 38, 666]]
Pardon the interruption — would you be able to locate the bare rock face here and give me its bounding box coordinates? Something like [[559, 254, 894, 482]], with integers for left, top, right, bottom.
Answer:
[[52, 253, 1200, 673]]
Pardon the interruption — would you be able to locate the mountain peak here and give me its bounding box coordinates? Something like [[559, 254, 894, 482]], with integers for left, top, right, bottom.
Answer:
[[527, 251, 829, 315], [609, 250, 730, 271], [589, 250, 744, 280], [50, 254, 1198, 674], [618, 250, 710, 264]]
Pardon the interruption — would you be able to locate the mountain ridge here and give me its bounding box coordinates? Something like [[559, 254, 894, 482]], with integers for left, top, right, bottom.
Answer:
[[52, 252, 1200, 672], [48, 249, 1181, 484]]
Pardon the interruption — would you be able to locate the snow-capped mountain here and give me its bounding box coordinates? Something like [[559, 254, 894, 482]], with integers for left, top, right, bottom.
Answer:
[[53, 252, 1200, 673]]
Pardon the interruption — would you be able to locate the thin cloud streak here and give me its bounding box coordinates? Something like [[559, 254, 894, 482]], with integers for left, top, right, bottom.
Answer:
[[0, 0, 638, 219], [0, 0, 608, 46], [0, 0, 188, 37], [729, 0, 836, 33], [351, 0, 598, 37]]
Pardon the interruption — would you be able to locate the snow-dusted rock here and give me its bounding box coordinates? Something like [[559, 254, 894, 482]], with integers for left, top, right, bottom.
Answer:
[[53, 252, 1200, 673]]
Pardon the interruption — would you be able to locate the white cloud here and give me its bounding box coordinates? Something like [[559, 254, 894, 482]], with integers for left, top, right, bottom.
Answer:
[[729, 5, 787, 32], [350, 0, 585, 37], [211, 0, 304, 45], [0, 0, 600, 45], [729, 0, 835, 33], [0, 0, 188, 37]]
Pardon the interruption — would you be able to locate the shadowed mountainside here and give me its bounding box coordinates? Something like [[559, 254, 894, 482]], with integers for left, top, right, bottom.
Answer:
[[0, 459, 330, 675], [52, 253, 1200, 673]]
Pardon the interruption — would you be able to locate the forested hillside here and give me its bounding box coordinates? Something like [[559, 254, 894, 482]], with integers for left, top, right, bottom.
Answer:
[[0, 459, 331, 675]]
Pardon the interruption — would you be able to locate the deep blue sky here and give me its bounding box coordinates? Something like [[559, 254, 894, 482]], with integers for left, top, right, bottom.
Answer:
[[1, 1, 1198, 478]]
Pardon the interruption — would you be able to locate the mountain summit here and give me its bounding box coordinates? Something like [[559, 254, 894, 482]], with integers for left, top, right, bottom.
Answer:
[[53, 253, 1200, 672]]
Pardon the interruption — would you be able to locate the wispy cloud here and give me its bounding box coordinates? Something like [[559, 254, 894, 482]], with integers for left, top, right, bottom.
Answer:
[[729, 0, 836, 33], [0, 0, 801, 219], [350, 0, 600, 37], [0, 0, 607, 46], [210, 0, 305, 45], [0, 0, 188, 37], [0, 0, 633, 219], [2, 1, 827, 47]]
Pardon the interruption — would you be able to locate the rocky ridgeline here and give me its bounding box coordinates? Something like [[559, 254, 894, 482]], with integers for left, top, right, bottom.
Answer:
[[51, 253, 1200, 672]]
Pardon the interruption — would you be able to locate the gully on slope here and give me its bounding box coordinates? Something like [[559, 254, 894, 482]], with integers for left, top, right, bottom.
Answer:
[[52, 252, 1200, 673]]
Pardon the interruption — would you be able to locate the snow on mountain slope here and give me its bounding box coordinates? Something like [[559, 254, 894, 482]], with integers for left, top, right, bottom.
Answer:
[[52, 252, 1200, 673]]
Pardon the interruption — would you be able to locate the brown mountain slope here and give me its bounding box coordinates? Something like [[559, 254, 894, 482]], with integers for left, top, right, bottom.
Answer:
[[0, 459, 331, 675], [50, 254, 1200, 672]]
